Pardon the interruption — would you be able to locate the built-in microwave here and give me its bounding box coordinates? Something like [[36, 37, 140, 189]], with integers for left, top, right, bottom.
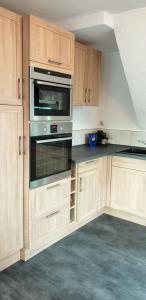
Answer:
[[30, 67, 73, 122]]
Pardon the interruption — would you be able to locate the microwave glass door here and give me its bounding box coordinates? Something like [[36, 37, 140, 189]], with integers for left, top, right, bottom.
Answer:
[[30, 135, 72, 182], [34, 81, 71, 117]]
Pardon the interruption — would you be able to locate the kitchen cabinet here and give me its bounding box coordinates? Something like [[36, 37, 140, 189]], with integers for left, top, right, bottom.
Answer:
[[86, 48, 102, 106], [73, 43, 87, 105], [0, 106, 23, 270], [77, 158, 107, 222], [73, 42, 102, 106], [110, 157, 146, 218], [22, 178, 70, 259], [28, 15, 74, 74], [0, 7, 22, 105]]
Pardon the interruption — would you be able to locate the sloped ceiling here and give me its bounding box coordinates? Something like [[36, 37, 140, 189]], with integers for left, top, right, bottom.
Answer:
[[113, 8, 146, 129]]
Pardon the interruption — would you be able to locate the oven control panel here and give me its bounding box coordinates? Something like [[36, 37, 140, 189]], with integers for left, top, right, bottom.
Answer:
[[50, 124, 58, 133], [30, 121, 72, 137]]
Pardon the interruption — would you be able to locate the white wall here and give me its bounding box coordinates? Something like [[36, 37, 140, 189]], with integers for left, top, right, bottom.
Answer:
[[101, 51, 139, 130], [113, 8, 146, 129]]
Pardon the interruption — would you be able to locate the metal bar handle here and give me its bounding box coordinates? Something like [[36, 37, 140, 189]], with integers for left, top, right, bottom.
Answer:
[[46, 210, 59, 218], [35, 80, 71, 89], [46, 184, 60, 190], [35, 137, 72, 144], [88, 88, 91, 103], [86, 160, 96, 164], [19, 136, 22, 155], [85, 88, 87, 103], [48, 59, 62, 65], [18, 78, 21, 100], [79, 177, 82, 193]]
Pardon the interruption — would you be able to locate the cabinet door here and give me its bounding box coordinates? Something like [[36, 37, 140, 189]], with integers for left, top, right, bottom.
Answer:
[[0, 7, 22, 105], [73, 42, 87, 105], [30, 16, 74, 74], [0, 106, 23, 260], [111, 166, 146, 217], [77, 169, 99, 222], [86, 48, 101, 106]]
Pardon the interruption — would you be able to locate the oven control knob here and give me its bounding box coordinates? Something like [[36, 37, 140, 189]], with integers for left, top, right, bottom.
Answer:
[[43, 127, 47, 133], [60, 126, 63, 131]]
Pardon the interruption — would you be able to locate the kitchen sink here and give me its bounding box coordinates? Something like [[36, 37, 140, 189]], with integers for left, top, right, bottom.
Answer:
[[117, 147, 146, 156]]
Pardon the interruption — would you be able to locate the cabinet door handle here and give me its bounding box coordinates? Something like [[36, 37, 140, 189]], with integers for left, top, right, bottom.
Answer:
[[46, 184, 60, 190], [19, 136, 22, 155], [88, 88, 91, 103], [79, 177, 82, 192], [46, 210, 59, 218], [18, 78, 21, 100], [48, 59, 62, 65], [85, 88, 87, 103]]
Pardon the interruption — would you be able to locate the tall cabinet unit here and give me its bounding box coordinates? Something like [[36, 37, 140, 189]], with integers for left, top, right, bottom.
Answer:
[[0, 7, 23, 271], [22, 15, 75, 261]]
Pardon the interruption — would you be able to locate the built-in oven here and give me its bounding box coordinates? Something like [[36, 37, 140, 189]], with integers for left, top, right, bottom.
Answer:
[[30, 67, 73, 122], [30, 121, 72, 189]]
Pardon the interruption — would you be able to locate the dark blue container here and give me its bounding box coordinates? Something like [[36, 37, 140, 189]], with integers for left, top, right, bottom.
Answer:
[[87, 133, 97, 147]]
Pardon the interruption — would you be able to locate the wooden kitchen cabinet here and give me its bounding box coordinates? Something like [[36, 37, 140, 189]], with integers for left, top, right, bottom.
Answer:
[[22, 178, 70, 259], [0, 106, 23, 270], [28, 15, 75, 74], [73, 42, 102, 106], [110, 157, 146, 218], [86, 48, 102, 106], [77, 158, 107, 222], [0, 7, 22, 105], [73, 43, 87, 105]]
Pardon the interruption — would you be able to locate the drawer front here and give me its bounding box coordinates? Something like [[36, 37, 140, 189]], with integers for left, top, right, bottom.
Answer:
[[112, 156, 146, 171], [30, 204, 69, 250], [78, 158, 101, 173], [29, 178, 70, 220]]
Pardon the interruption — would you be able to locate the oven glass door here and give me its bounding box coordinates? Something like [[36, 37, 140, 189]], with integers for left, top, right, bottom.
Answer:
[[33, 81, 71, 117], [30, 134, 72, 183]]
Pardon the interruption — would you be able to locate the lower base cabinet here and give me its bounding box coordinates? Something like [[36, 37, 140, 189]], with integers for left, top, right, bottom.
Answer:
[[111, 161, 146, 217], [22, 178, 70, 259], [77, 157, 107, 223], [0, 106, 23, 270]]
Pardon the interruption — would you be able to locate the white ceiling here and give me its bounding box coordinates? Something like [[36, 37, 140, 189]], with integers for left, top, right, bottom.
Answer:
[[74, 25, 118, 52], [1, 0, 146, 22]]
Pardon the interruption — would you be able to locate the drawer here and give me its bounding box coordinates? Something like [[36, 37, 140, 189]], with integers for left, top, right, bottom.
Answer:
[[29, 178, 70, 220], [112, 156, 146, 172], [30, 203, 69, 250], [78, 158, 101, 173]]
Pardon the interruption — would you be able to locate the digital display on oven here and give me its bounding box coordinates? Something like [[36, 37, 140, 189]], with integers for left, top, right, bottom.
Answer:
[[50, 124, 58, 133]]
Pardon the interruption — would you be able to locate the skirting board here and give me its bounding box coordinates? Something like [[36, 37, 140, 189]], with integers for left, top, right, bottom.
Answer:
[[104, 207, 146, 226], [0, 252, 20, 272]]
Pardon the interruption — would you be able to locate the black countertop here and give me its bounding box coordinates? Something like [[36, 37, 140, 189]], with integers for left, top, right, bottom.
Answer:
[[72, 144, 145, 163]]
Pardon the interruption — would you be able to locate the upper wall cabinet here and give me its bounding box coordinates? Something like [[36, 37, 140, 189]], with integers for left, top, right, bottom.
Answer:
[[27, 15, 75, 74], [73, 42, 102, 106], [0, 7, 22, 105]]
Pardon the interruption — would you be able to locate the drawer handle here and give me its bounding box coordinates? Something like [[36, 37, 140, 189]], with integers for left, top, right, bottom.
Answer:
[[48, 59, 62, 65], [86, 160, 96, 164], [46, 184, 60, 190], [79, 177, 82, 192], [46, 211, 59, 218], [18, 78, 21, 100]]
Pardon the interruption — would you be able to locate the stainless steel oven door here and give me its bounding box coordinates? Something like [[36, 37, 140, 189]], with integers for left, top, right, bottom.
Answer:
[[30, 79, 72, 122], [30, 135, 72, 189]]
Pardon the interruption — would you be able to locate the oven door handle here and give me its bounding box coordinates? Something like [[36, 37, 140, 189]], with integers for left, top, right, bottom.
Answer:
[[34, 137, 72, 144], [35, 80, 71, 89]]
